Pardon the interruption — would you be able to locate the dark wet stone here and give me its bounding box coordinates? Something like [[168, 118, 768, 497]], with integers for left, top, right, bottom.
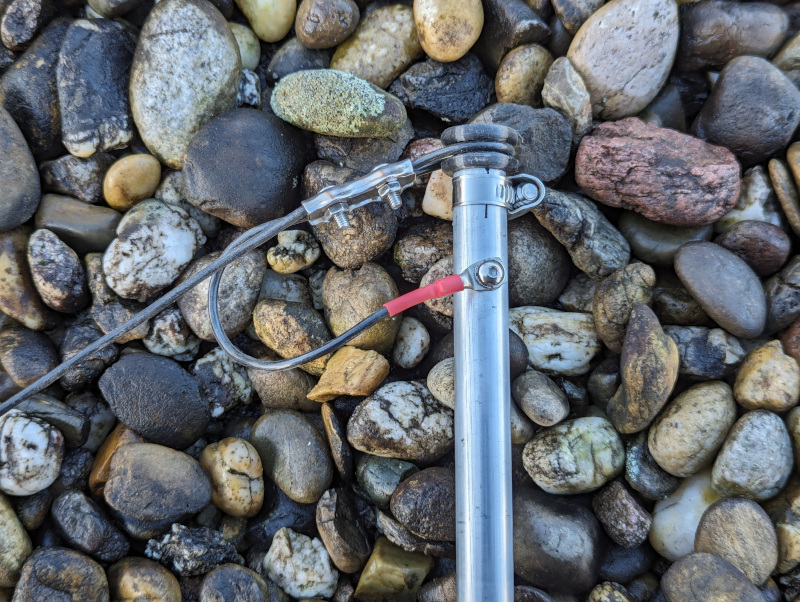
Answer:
[[58, 315, 118, 391], [0, 227, 55, 331], [393, 220, 452, 284], [183, 108, 311, 229], [27, 228, 88, 314], [0, 18, 69, 161], [245, 482, 317, 552], [35, 194, 122, 254], [663, 325, 743, 380], [0, 326, 58, 388], [52, 489, 129, 563], [199, 563, 271, 601], [617, 211, 713, 266], [104, 443, 212, 540], [11, 547, 109, 601], [98, 353, 209, 449], [376, 510, 455, 558], [56, 19, 134, 157], [1, 0, 55, 52], [624, 432, 680, 501], [693, 56, 800, 167], [390, 467, 455, 542], [714, 220, 791, 277], [473, 0, 550, 72], [12, 488, 52, 531], [145, 524, 239, 577], [321, 403, 353, 482], [389, 54, 492, 122], [508, 213, 570, 307], [599, 543, 654, 583], [16, 394, 89, 448], [265, 37, 330, 83], [50, 447, 93, 496], [314, 118, 414, 175], [295, 0, 359, 50], [470, 103, 571, 183], [0, 104, 40, 232], [765, 255, 800, 334], [316, 488, 370, 573]]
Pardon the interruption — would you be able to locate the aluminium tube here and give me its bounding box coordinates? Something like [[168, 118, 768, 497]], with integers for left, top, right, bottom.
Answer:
[[452, 167, 514, 602]]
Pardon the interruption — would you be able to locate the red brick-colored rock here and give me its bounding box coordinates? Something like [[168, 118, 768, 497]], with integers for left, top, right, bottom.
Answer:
[[575, 117, 741, 226]]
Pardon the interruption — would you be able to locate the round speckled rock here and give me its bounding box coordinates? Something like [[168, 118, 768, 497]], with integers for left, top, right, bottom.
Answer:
[[0, 104, 40, 232], [130, 0, 241, 168], [711, 410, 793, 501], [271, 69, 407, 137], [143, 307, 200, 361], [511, 369, 569, 427], [200, 437, 264, 518], [392, 317, 430, 369], [26, 229, 88, 314], [508, 214, 571, 307], [414, 0, 483, 63], [390, 467, 455, 542], [592, 263, 656, 353], [295, 0, 359, 49], [102, 199, 205, 302], [592, 480, 651, 549], [199, 563, 271, 601], [107, 557, 181, 602], [522, 416, 625, 494], [733, 340, 800, 413], [12, 547, 109, 602], [495, 44, 553, 107], [0, 227, 54, 332], [313, 200, 398, 269], [51, 489, 129, 564]]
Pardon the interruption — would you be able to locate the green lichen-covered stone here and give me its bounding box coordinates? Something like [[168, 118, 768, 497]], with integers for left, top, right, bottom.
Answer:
[[270, 69, 407, 138]]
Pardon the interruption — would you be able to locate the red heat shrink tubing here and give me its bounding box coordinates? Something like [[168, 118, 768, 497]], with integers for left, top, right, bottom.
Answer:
[[383, 274, 465, 317]]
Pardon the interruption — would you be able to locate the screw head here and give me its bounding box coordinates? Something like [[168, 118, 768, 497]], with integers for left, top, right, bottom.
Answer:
[[477, 260, 504, 287], [519, 183, 539, 201]]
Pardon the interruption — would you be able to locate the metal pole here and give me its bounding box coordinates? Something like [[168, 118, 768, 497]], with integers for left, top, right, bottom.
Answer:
[[452, 168, 514, 602]]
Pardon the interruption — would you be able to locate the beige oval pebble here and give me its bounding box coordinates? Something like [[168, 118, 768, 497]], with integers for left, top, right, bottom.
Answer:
[[103, 154, 162, 212], [200, 437, 264, 518], [734, 340, 800, 412], [228, 22, 261, 71], [413, 0, 483, 63], [495, 44, 554, 107], [235, 0, 296, 42]]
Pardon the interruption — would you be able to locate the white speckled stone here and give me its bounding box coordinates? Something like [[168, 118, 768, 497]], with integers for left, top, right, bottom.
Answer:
[[509, 306, 602, 375], [143, 307, 201, 361], [391, 317, 430, 369], [103, 199, 205, 302], [228, 23, 260, 70], [264, 527, 338, 599], [421, 170, 453, 221], [267, 230, 320, 274], [193, 347, 253, 418], [0, 410, 64, 496], [155, 170, 222, 238]]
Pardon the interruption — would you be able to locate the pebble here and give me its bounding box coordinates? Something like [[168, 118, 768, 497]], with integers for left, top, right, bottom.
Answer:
[[593, 263, 656, 353], [39, 152, 113, 204], [184, 108, 310, 229], [354, 536, 432, 602], [392, 317, 430, 369], [107, 557, 181, 602], [322, 263, 400, 354], [559, 272, 597, 313], [532, 189, 630, 281], [576, 118, 740, 227], [675, 241, 766, 339], [599, 543, 653, 584], [418, 573, 457, 602], [193, 347, 253, 417], [649, 468, 719, 561], [347, 380, 454, 463], [56, 19, 134, 158], [63, 392, 115, 453], [236, 0, 295, 42], [267, 231, 320, 274], [88, 423, 145, 497], [513, 487, 605, 593], [552, 0, 602, 35], [653, 281, 712, 327], [617, 211, 713, 266], [712, 410, 793, 501], [199, 563, 270, 601], [509, 306, 602, 376], [566, 0, 678, 119], [0, 327, 58, 388], [419, 256, 454, 317], [495, 44, 552, 107], [35, 194, 122, 253], [587, 358, 620, 408], [661, 553, 764, 602], [473, 0, 549, 72], [390, 467, 455, 542], [12, 547, 109, 601], [315, 488, 370, 573], [248, 364, 317, 411], [331, 4, 422, 89], [427, 358, 455, 409], [784, 317, 800, 367], [99, 352, 209, 449], [244, 481, 317, 552], [606, 305, 679, 434], [625, 431, 680, 501], [542, 56, 592, 143], [253, 300, 331, 375], [0, 105, 39, 232], [0, 492, 31, 587], [0, 227, 54, 331], [227, 23, 260, 71], [714, 220, 790, 277], [765, 256, 800, 334], [413, 0, 483, 62], [508, 215, 571, 307], [511, 370, 569, 427], [130, 0, 240, 167], [389, 54, 493, 123], [695, 56, 800, 166], [250, 409, 333, 504], [392, 221, 452, 283], [315, 118, 414, 176], [734, 340, 800, 413], [0, 409, 63, 496], [592, 480, 652, 548], [522, 416, 625, 494], [356, 454, 418, 510], [177, 250, 265, 342], [470, 104, 571, 183], [1, 0, 54, 51], [237, 69, 260, 109], [16, 394, 89, 448], [26, 229, 88, 314], [265, 36, 330, 83], [86, 253, 150, 343], [145, 523, 239, 577], [103, 199, 205, 302], [259, 270, 313, 308], [104, 443, 212, 539], [143, 307, 200, 361], [694, 497, 777, 586], [307, 347, 389, 403], [716, 165, 785, 233], [265, 527, 338, 599], [155, 170, 222, 238], [647, 381, 736, 477], [102, 154, 161, 212], [774, 152, 800, 237], [321, 403, 353, 481], [200, 437, 264, 518], [51, 489, 129, 563], [295, 0, 359, 49]]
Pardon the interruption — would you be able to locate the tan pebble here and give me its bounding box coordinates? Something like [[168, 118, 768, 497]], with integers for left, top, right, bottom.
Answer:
[[200, 437, 264, 518], [235, 0, 296, 42], [103, 154, 162, 212], [774, 149, 800, 236], [355, 537, 433, 601], [307, 346, 390, 402], [88, 423, 145, 497], [413, 0, 483, 63], [495, 44, 553, 107], [228, 23, 261, 70], [421, 169, 453, 220], [734, 340, 800, 412], [107, 557, 181, 602]]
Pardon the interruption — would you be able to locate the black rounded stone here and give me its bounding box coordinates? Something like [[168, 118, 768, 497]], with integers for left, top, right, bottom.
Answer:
[[51, 490, 129, 563], [0, 104, 40, 232], [183, 108, 312, 229]]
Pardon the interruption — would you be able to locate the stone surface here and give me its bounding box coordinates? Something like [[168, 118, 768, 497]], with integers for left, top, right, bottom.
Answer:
[[0, 227, 54, 331], [183, 108, 310, 228], [675, 242, 766, 339], [771, 155, 800, 238], [765, 256, 800, 335], [99, 352, 209, 449], [664, 325, 744, 380], [145, 523, 239, 577], [248, 364, 317, 412], [661, 553, 764, 602], [27, 229, 88, 314], [193, 347, 253, 418], [606, 305, 679, 434], [542, 56, 592, 143], [507, 214, 570, 307], [575, 118, 740, 227], [130, 0, 241, 167], [625, 431, 681, 501], [511, 369, 569, 427], [15, 394, 89, 448], [199, 563, 270, 601], [272, 69, 407, 137], [617, 211, 713, 266], [0, 0, 54, 51], [420, 256, 454, 317], [88, 423, 145, 497], [308, 347, 389, 403], [267, 230, 320, 274], [714, 220, 790, 276], [392, 317, 430, 369], [495, 43, 552, 107], [592, 480, 651, 548], [0, 492, 31, 587], [414, 0, 483, 62], [102, 154, 160, 212], [356, 454, 418, 510], [39, 152, 113, 204], [265, 527, 338, 599], [86, 253, 150, 343], [0, 409, 63, 496], [250, 409, 333, 504], [107, 557, 181, 602], [104, 443, 212, 539], [11, 547, 109, 602], [354, 536, 432, 602], [51, 490, 129, 563], [295, 0, 359, 49], [648, 381, 736, 478], [523, 416, 625, 494], [266, 35, 330, 83], [716, 165, 785, 233], [200, 437, 264, 518], [393, 221, 452, 283], [347, 381, 454, 463], [593, 263, 656, 353], [35, 194, 122, 254], [143, 306, 200, 361], [712, 410, 793, 501], [0, 327, 58, 388], [693, 56, 800, 166], [734, 340, 800, 413], [566, 0, 679, 119], [390, 467, 455, 542], [0, 105, 39, 232], [472, 0, 550, 72], [315, 488, 370, 573]]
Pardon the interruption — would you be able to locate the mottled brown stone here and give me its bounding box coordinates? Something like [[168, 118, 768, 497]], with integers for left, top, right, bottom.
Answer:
[[714, 220, 790, 276]]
